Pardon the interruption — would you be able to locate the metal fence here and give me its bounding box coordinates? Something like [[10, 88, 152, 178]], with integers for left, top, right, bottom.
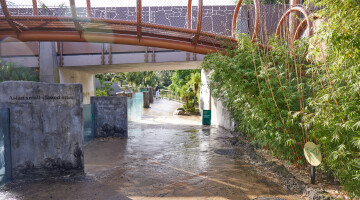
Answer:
[[158, 90, 183, 104]]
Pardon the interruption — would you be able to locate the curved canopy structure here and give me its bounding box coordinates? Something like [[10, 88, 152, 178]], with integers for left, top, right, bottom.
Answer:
[[0, 0, 240, 54], [0, 0, 314, 54]]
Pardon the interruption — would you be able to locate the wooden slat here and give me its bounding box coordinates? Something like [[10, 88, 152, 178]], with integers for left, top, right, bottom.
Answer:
[[86, 0, 91, 17], [136, 0, 142, 39], [32, 0, 38, 16]]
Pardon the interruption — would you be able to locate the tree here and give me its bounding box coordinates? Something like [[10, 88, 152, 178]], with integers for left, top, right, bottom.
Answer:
[[112, 73, 126, 87], [169, 69, 200, 95], [156, 70, 174, 87], [126, 71, 157, 89], [188, 72, 201, 106], [180, 85, 192, 111]]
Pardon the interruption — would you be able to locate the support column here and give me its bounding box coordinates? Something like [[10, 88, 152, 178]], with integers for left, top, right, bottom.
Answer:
[[39, 42, 59, 83], [59, 68, 96, 104]]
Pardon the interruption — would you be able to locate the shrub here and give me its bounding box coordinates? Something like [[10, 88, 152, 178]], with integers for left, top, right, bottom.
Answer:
[[0, 60, 39, 82], [202, 32, 359, 197]]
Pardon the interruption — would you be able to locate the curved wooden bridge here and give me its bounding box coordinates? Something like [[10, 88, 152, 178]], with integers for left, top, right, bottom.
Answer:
[[0, 0, 313, 54]]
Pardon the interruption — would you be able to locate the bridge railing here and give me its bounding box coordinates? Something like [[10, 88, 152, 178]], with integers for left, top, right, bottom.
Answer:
[[159, 90, 183, 104], [0, 0, 315, 53]]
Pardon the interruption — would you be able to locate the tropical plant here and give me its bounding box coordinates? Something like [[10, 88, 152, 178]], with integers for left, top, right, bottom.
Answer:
[[0, 60, 39, 82], [188, 72, 201, 106], [96, 79, 113, 96]]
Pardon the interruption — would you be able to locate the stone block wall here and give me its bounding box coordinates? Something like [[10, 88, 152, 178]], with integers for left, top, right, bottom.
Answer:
[[91, 96, 128, 138], [0, 81, 84, 180]]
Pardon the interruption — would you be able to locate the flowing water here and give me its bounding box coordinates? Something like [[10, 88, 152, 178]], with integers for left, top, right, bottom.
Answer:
[[0, 99, 304, 200]]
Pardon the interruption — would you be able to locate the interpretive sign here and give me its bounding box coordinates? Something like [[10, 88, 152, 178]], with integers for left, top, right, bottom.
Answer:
[[0, 81, 84, 180], [91, 96, 128, 138], [304, 142, 322, 166]]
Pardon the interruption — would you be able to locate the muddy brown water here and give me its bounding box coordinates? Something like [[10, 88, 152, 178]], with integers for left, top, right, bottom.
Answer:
[[0, 99, 304, 200]]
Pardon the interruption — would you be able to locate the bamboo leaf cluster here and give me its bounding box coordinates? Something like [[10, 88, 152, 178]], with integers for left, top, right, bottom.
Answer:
[[202, 29, 359, 196]]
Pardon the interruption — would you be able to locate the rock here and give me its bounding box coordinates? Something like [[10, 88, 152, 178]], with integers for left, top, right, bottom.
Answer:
[[173, 110, 185, 115], [176, 107, 185, 111]]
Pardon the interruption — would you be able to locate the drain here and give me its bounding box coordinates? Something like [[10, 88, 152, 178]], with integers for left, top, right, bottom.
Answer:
[[214, 149, 238, 156]]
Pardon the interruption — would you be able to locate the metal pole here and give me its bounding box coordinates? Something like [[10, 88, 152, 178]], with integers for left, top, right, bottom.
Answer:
[[311, 165, 315, 184]]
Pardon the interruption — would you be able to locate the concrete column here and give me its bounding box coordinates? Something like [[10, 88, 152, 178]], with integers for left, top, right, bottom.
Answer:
[[59, 68, 96, 104], [39, 42, 59, 83], [143, 91, 150, 108], [200, 69, 211, 112], [147, 87, 154, 103]]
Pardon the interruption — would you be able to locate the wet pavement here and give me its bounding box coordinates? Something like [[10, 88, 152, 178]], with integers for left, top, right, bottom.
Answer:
[[0, 99, 303, 200]]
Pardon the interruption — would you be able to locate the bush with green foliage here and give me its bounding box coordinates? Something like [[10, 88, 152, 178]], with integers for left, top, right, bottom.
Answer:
[[0, 60, 39, 82], [169, 70, 201, 112], [303, 0, 360, 196], [203, 30, 359, 197], [95, 79, 114, 96]]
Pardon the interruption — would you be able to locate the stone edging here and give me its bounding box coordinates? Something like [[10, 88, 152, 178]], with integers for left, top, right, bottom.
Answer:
[[230, 134, 335, 200]]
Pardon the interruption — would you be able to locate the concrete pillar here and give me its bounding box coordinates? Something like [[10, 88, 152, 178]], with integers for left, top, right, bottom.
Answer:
[[59, 68, 96, 104], [147, 87, 154, 103], [143, 91, 150, 108], [200, 69, 211, 112], [39, 42, 59, 83]]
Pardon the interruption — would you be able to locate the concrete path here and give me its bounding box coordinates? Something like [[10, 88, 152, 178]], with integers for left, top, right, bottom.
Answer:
[[0, 99, 304, 200]]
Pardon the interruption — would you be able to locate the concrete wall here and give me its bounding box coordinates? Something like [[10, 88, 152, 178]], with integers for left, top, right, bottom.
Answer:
[[0, 81, 84, 180], [91, 96, 128, 138], [200, 69, 235, 131], [59, 68, 95, 104]]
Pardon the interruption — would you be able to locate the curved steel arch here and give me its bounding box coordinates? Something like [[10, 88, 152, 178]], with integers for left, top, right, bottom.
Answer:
[[294, 14, 320, 40], [232, 0, 260, 42], [275, 6, 313, 41], [0, 0, 316, 54]]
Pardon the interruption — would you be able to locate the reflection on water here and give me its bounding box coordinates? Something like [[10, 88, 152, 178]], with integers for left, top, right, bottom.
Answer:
[[83, 104, 93, 145]]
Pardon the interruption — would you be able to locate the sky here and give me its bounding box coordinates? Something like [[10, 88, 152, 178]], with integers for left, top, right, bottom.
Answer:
[[7, 0, 237, 7]]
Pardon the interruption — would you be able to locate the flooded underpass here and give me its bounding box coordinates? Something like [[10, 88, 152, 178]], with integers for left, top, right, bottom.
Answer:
[[0, 99, 304, 200]]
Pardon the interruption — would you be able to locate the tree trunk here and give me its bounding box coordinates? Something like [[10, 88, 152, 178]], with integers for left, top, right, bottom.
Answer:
[[186, 96, 189, 111], [193, 83, 198, 107]]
